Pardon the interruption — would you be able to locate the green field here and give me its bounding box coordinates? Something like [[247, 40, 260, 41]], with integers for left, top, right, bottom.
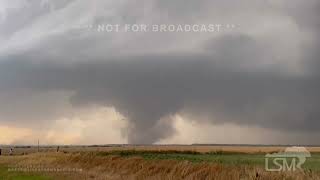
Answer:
[[1, 150, 319, 179], [98, 150, 320, 171]]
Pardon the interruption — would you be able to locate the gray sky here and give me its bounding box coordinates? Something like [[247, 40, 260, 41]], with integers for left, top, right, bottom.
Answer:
[[0, 0, 319, 145]]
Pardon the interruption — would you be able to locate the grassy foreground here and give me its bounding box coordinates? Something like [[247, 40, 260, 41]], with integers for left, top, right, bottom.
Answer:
[[0, 150, 319, 179], [97, 150, 320, 171]]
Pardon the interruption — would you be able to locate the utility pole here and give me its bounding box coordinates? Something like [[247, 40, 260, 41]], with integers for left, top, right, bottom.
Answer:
[[37, 139, 39, 153]]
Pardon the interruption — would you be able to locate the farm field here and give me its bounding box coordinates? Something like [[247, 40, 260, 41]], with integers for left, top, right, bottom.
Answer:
[[0, 145, 319, 180], [1, 145, 320, 155]]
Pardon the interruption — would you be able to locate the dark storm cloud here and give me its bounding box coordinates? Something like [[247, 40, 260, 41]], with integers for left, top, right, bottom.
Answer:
[[0, 0, 320, 143], [1, 43, 319, 143], [0, 0, 74, 37], [281, 0, 320, 75]]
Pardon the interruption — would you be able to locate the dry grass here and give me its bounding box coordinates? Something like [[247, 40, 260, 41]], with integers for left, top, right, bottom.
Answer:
[[1, 152, 319, 180], [2, 145, 320, 156]]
